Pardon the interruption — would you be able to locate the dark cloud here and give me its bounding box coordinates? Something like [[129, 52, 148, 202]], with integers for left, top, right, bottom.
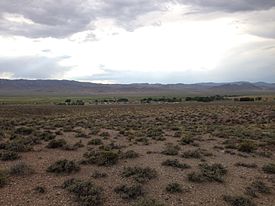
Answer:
[[0, 0, 165, 38], [0, 0, 95, 38], [0, 0, 274, 38], [0, 56, 71, 79], [178, 0, 275, 12]]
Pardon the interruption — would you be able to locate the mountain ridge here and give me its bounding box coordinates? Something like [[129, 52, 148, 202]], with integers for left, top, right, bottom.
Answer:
[[0, 79, 274, 96]]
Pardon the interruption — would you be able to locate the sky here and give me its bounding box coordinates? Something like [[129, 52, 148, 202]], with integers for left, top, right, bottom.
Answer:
[[0, 0, 275, 84]]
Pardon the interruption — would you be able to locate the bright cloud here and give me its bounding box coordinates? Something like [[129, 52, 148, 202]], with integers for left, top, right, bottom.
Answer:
[[0, 0, 274, 83]]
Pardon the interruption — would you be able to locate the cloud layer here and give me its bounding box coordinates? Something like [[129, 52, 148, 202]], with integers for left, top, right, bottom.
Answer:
[[0, 0, 274, 83], [1, 0, 275, 38]]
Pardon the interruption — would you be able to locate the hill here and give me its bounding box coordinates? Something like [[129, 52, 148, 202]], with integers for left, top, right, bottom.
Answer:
[[0, 79, 274, 96]]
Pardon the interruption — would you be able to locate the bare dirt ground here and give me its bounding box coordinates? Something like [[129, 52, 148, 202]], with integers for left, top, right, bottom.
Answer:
[[0, 102, 275, 206]]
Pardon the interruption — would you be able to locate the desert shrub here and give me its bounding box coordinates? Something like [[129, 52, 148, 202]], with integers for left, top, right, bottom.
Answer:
[[91, 171, 107, 179], [224, 142, 238, 150], [46, 139, 67, 149], [188, 163, 227, 183], [9, 162, 34, 176], [38, 131, 56, 141], [34, 186, 46, 194], [47, 159, 80, 174], [88, 138, 103, 145], [234, 162, 257, 168], [75, 132, 89, 138], [120, 150, 139, 159], [173, 131, 182, 138], [181, 150, 201, 159], [165, 183, 182, 193], [62, 144, 78, 151], [238, 141, 257, 153], [98, 142, 123, 151], [4, 139, 32, 152], [74, 140, 84, 148], [114, 184, 144, 200], [245, 180, 271, 197], [179, 136, 194, 145], [90, 128, 100, 135], [262, 163, 275, 174], [15, 127, 34, 135], [55, 130, 63, 135], [146, 128, 163, 138], [63, 178, 103, 206], [135, 137, 149, 145], [161, 144, 180, 156], [257, 151, 272, 158], [122, 166, 157, 183], [133, 198, 165, 206], [188, 172, 205, 183], [0, 151, 20, 161], [161, 159, 190, 169], [223, 195, 255, 206], [0, 130, 6, 140], [239, 97, 254, 102], [99, 132, 110, 138], [0, 170, 8, 188], [82, 151, 119, 166]]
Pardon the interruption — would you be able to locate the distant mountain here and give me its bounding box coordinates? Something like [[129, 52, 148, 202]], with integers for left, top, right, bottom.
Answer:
[[0, 79, 274, 96]]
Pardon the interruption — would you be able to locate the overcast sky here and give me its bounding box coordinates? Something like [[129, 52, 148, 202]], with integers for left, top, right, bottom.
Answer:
[[0, 0, 274, 83]]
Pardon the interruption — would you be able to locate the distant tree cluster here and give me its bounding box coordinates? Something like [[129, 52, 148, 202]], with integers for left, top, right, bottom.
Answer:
[[185, 95, 225, 102], [234, 97, 262, 102], [57, 99, 85, 105], [140, 97, 182, 104], [94, 98, 129, 104]]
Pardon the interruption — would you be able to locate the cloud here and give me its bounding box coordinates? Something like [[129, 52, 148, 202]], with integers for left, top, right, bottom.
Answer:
[[0, 0, 166, 38], [1, 0, 274, 38], [177, 0, 275, 12], [0, 0, 95, 38], [0, 56, 71, 79]]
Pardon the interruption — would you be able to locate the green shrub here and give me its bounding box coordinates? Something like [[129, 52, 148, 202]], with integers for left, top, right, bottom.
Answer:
[[161, 144, 180, 156], [161, 159, 190, 169], [99, 132, 110, 138], [238, 141, 257, 153], [223, 195, 255, 206], [234, 162, 257, 168], [122, 166, 157, 183], [262, 163, 275, 174], [47, 159, 80, 174], [188, 172, 205, 183], [0, 170, 8, 188], [46, 139, 67, 149], [4, 139, 32, 152], [9, 162, 34, 176], [82, 151, 119, 166], [15, 127, 34, 135], [133, 198, 165, 206], [114, 184, 144, 200], [39, 131, 56, 141], [120, 150, 139, 159], [173, 131, 182, 138], [91, 171, 107, 179], [87, 138, 103, 145], [146, 128, 163, 138], [245, 180, 271, 197], [165, 183, 183, 193], [179, 136, 194, 145], [63, 178, 103, 206], [181, 150, 201, 159], [34, 186, 46, 194], [0, 151, 20, 161], [188, 163, 227, 183]]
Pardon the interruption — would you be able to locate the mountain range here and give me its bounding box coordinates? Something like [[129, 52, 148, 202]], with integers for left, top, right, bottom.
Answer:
[[0, 79, 275, 96]]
